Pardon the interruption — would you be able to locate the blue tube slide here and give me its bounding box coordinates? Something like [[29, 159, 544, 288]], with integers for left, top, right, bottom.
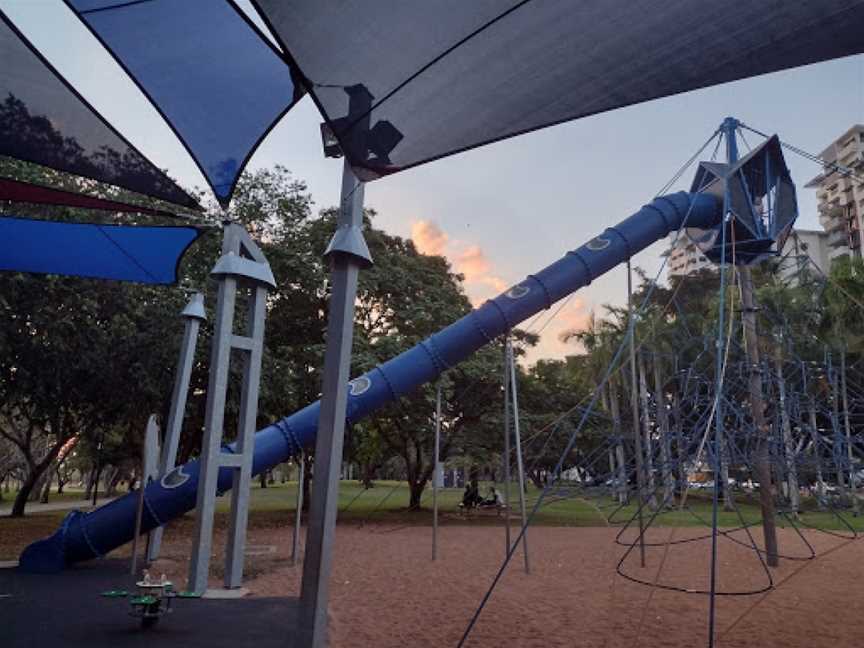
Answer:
[[19, 191, 721, 573]]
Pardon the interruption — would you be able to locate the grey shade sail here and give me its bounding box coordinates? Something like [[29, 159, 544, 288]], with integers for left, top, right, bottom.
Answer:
[[66, 0, 302, 208], [251, 0, 864, 180], [0, 10, 199, 210]]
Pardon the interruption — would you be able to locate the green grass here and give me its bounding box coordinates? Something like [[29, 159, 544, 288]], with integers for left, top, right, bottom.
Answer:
[[0, 486, 100, 507], [222, 481, 864, 532], [4, 480, 863, 560]]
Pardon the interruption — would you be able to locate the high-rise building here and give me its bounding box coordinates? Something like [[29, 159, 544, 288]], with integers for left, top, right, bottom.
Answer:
[[665, 228, 829, 282], [776, 229, 830, 284], [805, 124, 864, 264], [665, 233, 712, 279]]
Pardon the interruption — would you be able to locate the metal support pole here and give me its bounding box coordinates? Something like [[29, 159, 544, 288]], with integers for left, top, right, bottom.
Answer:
[[506, 338, 530, 574], [291, 452, 306, 566], [297, 153, 372, 647], [130, 475, 147, 576], [738, 240, 779, 565], [131, 415, 160, 575], [626, 260, 647, 568], [149, 292, 206, 562], [432, 381, 442, 561], [502, 338, 512, 556]]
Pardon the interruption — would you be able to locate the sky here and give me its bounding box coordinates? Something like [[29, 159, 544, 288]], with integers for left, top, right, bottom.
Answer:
[[3, 1, 864, 364]]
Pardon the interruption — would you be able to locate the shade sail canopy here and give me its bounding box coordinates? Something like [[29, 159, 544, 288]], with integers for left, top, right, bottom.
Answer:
[[66, 0, 301, 207], [0, 177, 178, 217], [0, 215, 202, 284], [0, 10, 199, 210], [251, 0, 864, 179]]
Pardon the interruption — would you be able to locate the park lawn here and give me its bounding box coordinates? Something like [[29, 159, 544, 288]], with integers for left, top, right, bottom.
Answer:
[[3, 481, 863, 561]]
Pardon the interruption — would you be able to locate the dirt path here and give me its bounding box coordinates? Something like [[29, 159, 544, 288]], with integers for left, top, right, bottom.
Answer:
[[144, 523, 864, 647]]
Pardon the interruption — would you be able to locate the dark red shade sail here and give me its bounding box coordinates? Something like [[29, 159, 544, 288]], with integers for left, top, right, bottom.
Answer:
[[0, 177, 179, 217]]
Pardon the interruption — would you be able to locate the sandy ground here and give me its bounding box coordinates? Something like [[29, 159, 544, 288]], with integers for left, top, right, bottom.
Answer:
[[143, 519, 864, 648]]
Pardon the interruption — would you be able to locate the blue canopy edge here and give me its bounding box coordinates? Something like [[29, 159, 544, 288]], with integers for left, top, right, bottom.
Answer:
[[0, 215, 203, 285]]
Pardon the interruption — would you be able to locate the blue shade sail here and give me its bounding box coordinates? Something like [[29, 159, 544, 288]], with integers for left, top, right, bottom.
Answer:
[[67, 0, 301, 207], [0, 10, 199, 210], [251, 0, 864, 180], [0, 215, 202, 284]]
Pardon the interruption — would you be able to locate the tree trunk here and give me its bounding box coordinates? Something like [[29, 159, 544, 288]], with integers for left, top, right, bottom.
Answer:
[[840, 348, 859, 515], [774, 338, 799, 514], [39, 470, 52, 504], [672, 377, 687, 499], [85, 466, 96, 501], [29, 469, 49, 502], [739, 265, 779, 567], [10, 469, 39, 517], [807, 384, 827, 511], [652, 358, 675, 507], [830, 361, 846, 491], [638, 353, 657, 509], [259, 470, 268, 489], [607, 378, 628, 504]]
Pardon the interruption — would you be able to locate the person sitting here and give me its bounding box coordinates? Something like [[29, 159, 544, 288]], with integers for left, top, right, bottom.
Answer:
[[484, 486, 503, 507], [461, 480, 482, 509]]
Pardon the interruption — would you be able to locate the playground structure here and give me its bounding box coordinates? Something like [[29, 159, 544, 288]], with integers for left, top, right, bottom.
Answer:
[[19, 188, 724, 573]]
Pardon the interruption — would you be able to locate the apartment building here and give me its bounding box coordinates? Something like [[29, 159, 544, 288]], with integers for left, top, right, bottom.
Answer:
[[805, 124, 864, 263], [665, 233, 712, 279]]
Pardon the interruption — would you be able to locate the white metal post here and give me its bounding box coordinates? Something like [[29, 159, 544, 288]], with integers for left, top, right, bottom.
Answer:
[[149, 292, 205, 562], [502, 338, 512, 556], [432, 381, 442, 561], [291, 453, 306, 566], [506, 338, 530, 574]]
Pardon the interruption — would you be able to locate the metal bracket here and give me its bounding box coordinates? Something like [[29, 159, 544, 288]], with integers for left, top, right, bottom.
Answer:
[[211, 253, 276, 288], [324, 224, 373, 268]]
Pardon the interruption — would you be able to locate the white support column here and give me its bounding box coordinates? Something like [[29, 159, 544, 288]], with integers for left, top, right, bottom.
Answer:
[[506, 338, 530, 574], [131, 415, 160, 576], [148, 292, 206, 562], [291, 453, 306, 566], [502, 338, 512, 556], [432, 381, 442, 561], [187, 224, 275, 594]]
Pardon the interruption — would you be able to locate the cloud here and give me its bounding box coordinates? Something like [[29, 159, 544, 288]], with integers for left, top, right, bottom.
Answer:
[[411, 219, 595, 364], [524, 298, 593, 365], [557, 297, 592, 341], [411, 220, 448, 256], [411, 220, 509, 305], [456, 245, 489, 279]]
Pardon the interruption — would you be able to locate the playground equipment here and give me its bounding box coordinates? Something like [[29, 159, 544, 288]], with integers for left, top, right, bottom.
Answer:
[[20, 123, 805, 581], [20, 124, 795, 584], [100, 571, 201, 629], [20, 188, 722, 573]]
